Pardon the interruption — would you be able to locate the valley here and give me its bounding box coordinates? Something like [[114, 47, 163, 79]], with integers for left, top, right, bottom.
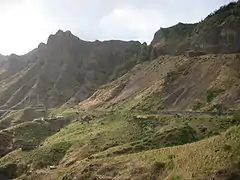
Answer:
[[0, 1, 240, 180]]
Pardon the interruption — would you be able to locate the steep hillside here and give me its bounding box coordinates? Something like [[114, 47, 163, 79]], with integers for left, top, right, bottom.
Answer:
[[0, 2, 239, 110], [79, 54, 240, 111], [151, 23, 197, 56], [79, 2, 240, 112], [0, 1, 240, 180], [151, 1, 240, 56], [0, 30, 142, 109]]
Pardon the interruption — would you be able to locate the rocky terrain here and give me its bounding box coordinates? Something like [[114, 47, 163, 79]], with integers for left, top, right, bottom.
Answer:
[[0, 1, 239, 180], [78, 2, 240, 112], [79, 54, 240, 112], [151, 1, 240, 56], [0, 30, 142, 109]]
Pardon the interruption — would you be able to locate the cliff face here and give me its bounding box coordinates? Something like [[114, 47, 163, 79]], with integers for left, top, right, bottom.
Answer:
[[151, 23, 197, 56], [151, 1, 240, 56], [0, 30, 142, 109]]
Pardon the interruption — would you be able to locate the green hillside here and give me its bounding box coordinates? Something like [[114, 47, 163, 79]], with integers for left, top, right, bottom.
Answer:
[[0, 1, 239, 180]]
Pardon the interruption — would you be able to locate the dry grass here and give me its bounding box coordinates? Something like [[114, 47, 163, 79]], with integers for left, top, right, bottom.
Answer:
[[0, 109, 237, 180], [79, 54, 240, 111]]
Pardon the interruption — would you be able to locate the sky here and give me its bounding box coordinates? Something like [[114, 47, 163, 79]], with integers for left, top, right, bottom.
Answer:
[[0, 0, 234, 55]]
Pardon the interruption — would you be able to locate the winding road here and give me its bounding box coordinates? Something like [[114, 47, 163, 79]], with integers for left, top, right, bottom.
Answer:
[[157, 110, 234, 117]]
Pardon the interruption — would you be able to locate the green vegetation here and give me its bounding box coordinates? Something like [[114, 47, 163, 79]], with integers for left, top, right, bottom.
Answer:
[[0, 108, 239, 179], [206, 90, 219, 102], [200, 1, 240, 27], [137, 92, 164, 112], [210, 103, 228, 114], [233, 110, 240, 123], [115, 91, 164, 113], [0, 3, 239, 179], [0, 108, 47, 131], [61, 125, 240, 180], [30, 141, 72, 168], [192, 100, 204, 110], [12, 122, 52, 146]]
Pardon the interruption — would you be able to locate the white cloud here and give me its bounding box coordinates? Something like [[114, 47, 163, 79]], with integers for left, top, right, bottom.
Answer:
[[99, 6, 164, 42], [0, 0, 234, 55]]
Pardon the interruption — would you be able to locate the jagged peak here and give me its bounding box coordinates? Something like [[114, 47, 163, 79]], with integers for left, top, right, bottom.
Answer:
[[47, 30, 81, 45], [55, 29, 75, 37], [38, 42, 46, 48], [56, 29, 64, 35], [9, 53, 19, 58]]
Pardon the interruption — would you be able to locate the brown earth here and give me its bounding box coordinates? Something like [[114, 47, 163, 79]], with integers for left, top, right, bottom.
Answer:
[[79, 54, 240, 111]]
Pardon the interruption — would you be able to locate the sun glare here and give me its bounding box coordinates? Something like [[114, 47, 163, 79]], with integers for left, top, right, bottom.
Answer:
[[0, 1, 49, 55]]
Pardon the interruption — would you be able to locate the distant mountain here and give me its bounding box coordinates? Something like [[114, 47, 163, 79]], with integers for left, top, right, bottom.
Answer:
[[0, 1, 240, 110], [151, 1, 240, 56], [0, 30, 142, 109]]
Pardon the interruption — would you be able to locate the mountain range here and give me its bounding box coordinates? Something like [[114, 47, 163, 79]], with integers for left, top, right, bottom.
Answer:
[[0, 1, 240, 180], [0, 30, 142, 109], [0, 2, 240, 111]]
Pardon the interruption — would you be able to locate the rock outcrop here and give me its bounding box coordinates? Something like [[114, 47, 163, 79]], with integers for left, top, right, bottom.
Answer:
[[0, 31, 142, 109], [151, 1, 240, 56]]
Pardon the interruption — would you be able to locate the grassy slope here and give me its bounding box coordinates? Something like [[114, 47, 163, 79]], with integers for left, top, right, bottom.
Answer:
[[16, 121, 240, 180], [0, 109, 238, 179], [65, 125, 240, 180], [0, 3, 239, 179], [0, 108, 47, 130]]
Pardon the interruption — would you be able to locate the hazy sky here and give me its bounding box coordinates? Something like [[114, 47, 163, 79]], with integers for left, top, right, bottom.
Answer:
[[0, 0, 233, 55]]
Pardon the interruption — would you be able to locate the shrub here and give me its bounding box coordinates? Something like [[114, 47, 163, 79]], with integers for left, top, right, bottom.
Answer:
[[167, 154, 176, 160], [210, 104, 227, 115], [206, 91, 218, 103], [232, 110, 240, 123], [0, 164, 18, 179], [192, 100, 204, 110], [133, 144, 146, 152], [31, 141, 71, 168], [150, 161, 166, 180], [21, 141, 36, 151]]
